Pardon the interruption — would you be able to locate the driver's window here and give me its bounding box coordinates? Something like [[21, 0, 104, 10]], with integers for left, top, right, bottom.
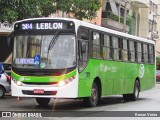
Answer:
[[77, 28, 89, 72]]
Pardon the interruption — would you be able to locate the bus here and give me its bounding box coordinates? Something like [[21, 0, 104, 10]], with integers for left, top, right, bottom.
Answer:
[[11, 18, 155, 107]]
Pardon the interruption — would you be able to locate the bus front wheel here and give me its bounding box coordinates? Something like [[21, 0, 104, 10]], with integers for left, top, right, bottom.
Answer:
[[36, 98, 51, 106], [84, 82, 99, 107], [0, 86, 5, 98]]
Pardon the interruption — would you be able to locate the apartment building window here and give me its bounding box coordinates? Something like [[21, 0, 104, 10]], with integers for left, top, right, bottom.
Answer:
[[106, 2, 112, 11], [150, 1, 153, 11], [149, 20, 153, 32], [153, 21, 157, 32], [120, 7, 125, 17], [153, 3, 157, 13]]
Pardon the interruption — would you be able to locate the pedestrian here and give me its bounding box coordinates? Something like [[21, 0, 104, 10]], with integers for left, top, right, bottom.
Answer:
[[0, 63, 4, 74], [0, 63, 4, 78], [17, 96, 22, 101]]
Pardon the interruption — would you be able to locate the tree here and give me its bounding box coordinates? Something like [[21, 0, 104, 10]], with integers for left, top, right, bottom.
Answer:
[[0, 0, 101, 23], [0, 0, 56, 23], [57, 0, 101, 20]]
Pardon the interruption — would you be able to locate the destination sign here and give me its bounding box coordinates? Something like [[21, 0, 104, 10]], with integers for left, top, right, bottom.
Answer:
[[14, 21, 75, 31]]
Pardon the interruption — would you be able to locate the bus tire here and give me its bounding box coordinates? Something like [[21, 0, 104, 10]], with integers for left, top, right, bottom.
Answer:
[[84, 82, 99, 107], [130, 80, 140, 101], [36, 98, 50, 106], [0, 86, 5, 98], [123, 94, 131, 102], [123, 80, 140, 102]]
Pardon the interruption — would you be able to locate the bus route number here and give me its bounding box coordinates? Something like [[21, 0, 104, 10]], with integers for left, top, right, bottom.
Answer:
[[22, 23, 33, 30]]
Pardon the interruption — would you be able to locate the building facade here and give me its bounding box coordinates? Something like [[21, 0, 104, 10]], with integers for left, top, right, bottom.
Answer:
[[156, 0, 160, 57], [0, 22, 13, 63], [101, 0, 159, 40]]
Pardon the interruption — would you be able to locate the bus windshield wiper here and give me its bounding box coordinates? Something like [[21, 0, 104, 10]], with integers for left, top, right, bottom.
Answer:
[[48, 32, 59, 51], [47, 32, 59, 59]]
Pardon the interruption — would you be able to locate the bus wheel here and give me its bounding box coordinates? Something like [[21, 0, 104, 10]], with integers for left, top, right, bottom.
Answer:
[[36, 98, 50, 106], [0, 86, 5, 98], [123, 94, 131, 102], [84, 82, 99, 107], [130, 80, 140, 101], [123, 80, 140, 102]]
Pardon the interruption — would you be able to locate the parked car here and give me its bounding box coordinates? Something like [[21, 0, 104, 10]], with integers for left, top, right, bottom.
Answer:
[[156, 70, 160, 81], [0, 63, 11, 98]]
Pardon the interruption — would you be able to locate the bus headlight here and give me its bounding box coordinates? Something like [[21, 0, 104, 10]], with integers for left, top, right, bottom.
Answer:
[[58, 76, 75, 87], [16, 81, 22, 86], [12, 79, 23, 86]]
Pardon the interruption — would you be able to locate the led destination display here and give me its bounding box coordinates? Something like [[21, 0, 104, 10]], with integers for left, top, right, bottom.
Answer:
[[14, 21, 75, 31]]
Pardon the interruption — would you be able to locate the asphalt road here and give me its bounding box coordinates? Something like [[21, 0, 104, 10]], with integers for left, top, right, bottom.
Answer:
[[0, 83, 160, 120]]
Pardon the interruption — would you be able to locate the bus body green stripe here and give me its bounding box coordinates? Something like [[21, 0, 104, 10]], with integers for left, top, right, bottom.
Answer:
[[11, 69, 77, 83]]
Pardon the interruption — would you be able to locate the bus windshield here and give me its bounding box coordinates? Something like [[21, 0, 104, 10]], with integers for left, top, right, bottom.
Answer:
[[13, 34, 76, 69]]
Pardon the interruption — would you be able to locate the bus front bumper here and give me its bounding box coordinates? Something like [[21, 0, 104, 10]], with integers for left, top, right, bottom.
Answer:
[[11, 78, 78, 98]]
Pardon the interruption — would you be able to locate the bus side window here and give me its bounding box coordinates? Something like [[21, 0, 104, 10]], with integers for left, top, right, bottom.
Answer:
[[122, 39, 128, 61], [92, 32, 101, 58], [149, 45, 154, 64], [143, 44, 148, 63], [129, 41, 135, 62], [103, 34, 111, 59], [112, 36, 119, 60], [137, 42, 142, 63]]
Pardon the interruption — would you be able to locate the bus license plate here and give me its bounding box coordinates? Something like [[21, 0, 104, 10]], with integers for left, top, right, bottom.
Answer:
[[34, 89, 44, 94]]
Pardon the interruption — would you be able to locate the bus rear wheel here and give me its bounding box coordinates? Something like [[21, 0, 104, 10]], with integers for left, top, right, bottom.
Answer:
[[36, 98, 51, 106], [130, 80, 140, 101], [84, 82, 99, 107], [123, 80, 140, 101]]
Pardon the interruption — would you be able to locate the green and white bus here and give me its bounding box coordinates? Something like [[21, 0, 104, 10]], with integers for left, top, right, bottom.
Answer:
[[11, 18, 155, 107]]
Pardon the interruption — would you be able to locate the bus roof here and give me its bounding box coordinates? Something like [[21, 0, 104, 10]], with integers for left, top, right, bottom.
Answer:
[[15, 17, 155, 45]]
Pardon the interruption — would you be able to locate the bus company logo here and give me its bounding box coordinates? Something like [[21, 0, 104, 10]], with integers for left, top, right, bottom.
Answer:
[[100, 64, 108, 72], [139, 64, 145, 78], [19, 77, 24, 81], [2, 112, 11, 117]]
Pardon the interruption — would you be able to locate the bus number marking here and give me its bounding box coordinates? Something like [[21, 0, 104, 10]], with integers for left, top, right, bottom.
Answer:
[[22, 23, 32, 30]]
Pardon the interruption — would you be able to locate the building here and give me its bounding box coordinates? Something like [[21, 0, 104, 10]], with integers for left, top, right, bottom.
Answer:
[[156, 0, 160, 57], [102, 0, 130, 33], [0, 22, 13, 63], [101, 0, 159, 40]]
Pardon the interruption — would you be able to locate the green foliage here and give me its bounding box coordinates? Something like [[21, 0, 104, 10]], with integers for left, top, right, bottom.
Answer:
[[57, 0, 101, 20], [126, 16, 132, 26], [156, 57, 160, 70], [0, 0, 56, 23], [0, 0, 101, 23]]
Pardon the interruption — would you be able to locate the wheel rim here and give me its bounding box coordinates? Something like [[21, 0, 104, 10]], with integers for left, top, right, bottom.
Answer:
[[91, 85, 98, 105], [0, 89, 3, 96], [135, 82, 139, 98]]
